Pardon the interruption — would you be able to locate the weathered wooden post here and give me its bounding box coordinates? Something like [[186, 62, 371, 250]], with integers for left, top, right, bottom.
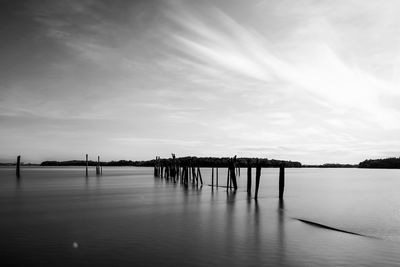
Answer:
[[16, 155, 21, 178], [211, 167, 214, 188], [229, 163, 238, 190], [197, 167, 203, 185], [216, 167, 219, 187], [85, 154, 88, 177], [180, 166, 184, 184], [154, 158, 157, 176], [192, 167, 197, 184], [255, 160, 261, 199], [227, 157, 238, 190], [96, 156, 100, 175], [171, 153, 176, 182], [226, 166, 230, 190], [186, 166, 189, 185], [247, 163, 252, 195], [279, 164, 285, 199]]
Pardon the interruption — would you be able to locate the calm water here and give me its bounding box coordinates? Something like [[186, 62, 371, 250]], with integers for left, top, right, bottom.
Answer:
[[1, 167, 400, 266]]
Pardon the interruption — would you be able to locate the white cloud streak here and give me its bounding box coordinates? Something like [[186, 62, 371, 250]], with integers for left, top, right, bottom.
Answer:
[[166, 1, 400, 129]]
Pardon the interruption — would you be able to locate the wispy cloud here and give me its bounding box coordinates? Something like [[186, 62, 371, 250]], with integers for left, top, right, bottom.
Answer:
[[165, 1, 400, 129]]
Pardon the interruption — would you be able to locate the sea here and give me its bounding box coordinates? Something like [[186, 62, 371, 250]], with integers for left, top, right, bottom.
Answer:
[[1, 167, 400, 266]]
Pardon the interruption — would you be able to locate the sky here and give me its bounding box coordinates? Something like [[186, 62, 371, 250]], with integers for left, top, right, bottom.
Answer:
[[1, 0, 400, 164]]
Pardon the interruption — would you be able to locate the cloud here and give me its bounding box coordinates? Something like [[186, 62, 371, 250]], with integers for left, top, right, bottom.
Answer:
[[165, 1, 400, 129]]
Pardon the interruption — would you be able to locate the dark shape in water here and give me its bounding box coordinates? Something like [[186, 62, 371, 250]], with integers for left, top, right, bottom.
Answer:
[[279, 164, 285, 199], [295, 218, 376, 238], [254, 159, 261, 198], [247, 160, 252, 195], [16, 155, 20, 178]]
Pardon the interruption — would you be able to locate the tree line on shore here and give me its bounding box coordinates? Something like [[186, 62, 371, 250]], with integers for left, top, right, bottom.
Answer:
[[8, 156, 400, 169], [358, 157, 400, 169], [40, 157, 302, 167]]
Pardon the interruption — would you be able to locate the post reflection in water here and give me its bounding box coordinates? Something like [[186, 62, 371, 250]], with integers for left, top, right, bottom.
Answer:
[[253, 198, 261, 263], [278, 198, 286, 266], [225, 190, 237, 264]]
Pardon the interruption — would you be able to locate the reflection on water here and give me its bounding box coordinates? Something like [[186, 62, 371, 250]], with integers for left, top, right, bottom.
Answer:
[[1, 167, 400, 266]]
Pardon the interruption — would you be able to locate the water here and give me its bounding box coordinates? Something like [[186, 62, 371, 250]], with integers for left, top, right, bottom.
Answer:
[[1, 167, 400, 266]]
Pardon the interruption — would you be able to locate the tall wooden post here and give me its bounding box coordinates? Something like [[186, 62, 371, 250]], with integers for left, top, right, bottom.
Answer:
[[96, 156, 100, 175], [211, 167, 214, 188], [180, 167, 184, 183], [247, 166, 252, 195], [226, 167, 230, 191], [197, 167, 203, 185], [229, 163, 238, 190], [185, 166, 189, 185], [85, 154, 88, 177], [255, 162, 261, 199], [216, 168, 219, 187], [16, 155, 21, 178], [279, 165, 285, 199]]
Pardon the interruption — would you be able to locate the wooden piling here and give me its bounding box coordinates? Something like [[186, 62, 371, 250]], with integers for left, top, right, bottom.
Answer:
[[247, 165, 252, 195], [184, 166, 189, 185], [229, 163, 238, 190], [96, 156, 100, 175], [226, 168, 230, 190], [226, 157, 238, 190], [197, 167, 203, 185], [255, 161, 261, 199], [192, 167, 197, 184], [216, 167, 219, 187], [211, 167, 214, 188], [85, 154, 88, 177], [16, 155, 21, 178], [279, 165, 285, 199], [180, 167, 184, 184]]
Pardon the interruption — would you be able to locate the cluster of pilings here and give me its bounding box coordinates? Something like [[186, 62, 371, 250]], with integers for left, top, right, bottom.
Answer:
[[154, 155, 286, 199], [154, 154, 204, 186]]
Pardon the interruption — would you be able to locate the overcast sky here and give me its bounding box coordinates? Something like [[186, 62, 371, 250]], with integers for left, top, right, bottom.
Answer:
[[1, 0, 400, 164]]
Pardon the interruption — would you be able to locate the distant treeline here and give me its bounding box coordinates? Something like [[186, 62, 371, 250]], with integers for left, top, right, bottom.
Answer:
[[303, 163, 358, 168], [359, 157, 400, 169], [27, 157, 400, 169], [40, 160, 149, 167], [41, 157, 302, 168]]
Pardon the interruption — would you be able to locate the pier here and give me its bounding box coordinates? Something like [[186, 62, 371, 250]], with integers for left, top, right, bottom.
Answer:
[[153, 155, 287, 199]]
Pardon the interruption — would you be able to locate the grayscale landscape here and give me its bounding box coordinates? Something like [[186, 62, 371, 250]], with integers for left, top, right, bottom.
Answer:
[[2, 1, 400, 266]]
